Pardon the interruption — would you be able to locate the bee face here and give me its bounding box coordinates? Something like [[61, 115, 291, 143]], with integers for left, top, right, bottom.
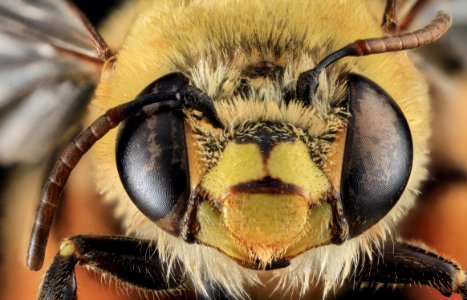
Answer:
[[88, 2, 431, 294], [112, 61, 414, 272], [195, 122, 335, 267]]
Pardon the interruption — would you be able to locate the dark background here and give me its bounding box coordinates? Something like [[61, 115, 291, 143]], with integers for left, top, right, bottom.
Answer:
[[72, 0, 121, 25]]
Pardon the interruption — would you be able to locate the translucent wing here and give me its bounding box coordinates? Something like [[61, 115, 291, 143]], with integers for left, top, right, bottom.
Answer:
[[0, 0, 109, 164]]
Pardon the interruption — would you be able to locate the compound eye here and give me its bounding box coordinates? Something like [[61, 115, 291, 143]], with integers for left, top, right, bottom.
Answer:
[[116, 73, 191, 236], [341, 74, 413, 236]]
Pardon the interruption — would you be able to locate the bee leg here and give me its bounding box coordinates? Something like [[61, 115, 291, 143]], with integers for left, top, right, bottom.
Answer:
[[39, 235, 185, 300], [353, 241, 467, 299]]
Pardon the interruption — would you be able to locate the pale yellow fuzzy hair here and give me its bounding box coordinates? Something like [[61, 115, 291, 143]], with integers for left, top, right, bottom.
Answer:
[[89, 0, 430, 298]]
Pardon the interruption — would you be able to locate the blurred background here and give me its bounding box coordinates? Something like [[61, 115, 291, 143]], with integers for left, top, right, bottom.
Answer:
[[1, 0, 466, 299]]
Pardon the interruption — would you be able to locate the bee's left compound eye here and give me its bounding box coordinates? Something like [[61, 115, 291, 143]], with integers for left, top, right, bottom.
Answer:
[[116, 73, 191, 236], [340, 74, 413, 237]]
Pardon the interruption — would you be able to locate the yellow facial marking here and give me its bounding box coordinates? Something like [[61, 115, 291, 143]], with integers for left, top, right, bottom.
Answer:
[[196, 201, 250, 261], [202, 140, 331, 203], [195, 199, 334, 265], [267, 142, 331, 202], [197, 138, 335, 264], [223, 193, 308, 247], [201, 143, 266, 199], [285, 202, 333, 257]]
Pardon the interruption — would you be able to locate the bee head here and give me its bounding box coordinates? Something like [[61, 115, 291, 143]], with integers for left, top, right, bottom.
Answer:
[[76, 11, 449, 271], [116, 63, 412, 269]]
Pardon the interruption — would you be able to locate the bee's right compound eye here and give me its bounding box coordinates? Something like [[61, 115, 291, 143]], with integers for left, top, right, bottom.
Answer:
[[341, 74, 413, 237], [116, 73, 191, 236]]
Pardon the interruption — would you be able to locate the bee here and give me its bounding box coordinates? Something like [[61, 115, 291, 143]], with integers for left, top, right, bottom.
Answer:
[[1, 0, 466, 299]]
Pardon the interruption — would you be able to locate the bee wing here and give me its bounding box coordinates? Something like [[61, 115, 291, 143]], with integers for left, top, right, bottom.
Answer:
[[0, 0, 102, 59], [0, 0, 109, 164]]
